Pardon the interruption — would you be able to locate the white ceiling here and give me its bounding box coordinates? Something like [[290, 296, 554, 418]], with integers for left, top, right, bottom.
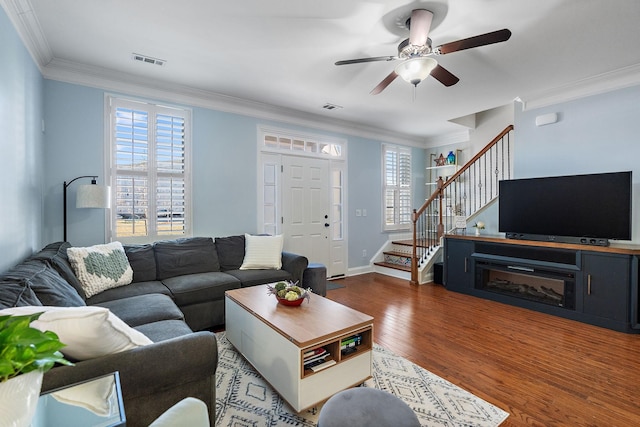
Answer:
[[6, 0, 640, 143]]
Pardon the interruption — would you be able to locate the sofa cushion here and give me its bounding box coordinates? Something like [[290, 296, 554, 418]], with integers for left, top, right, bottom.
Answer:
[[0, 259, 85, 307], [161, 272, 240, 306], [154, 237, 220, 280], [240, 234, 284, 270], [95, 294, 184, 327], [67, 242, 134, 298], [124, 244, 157, 282], [0, 280, 42, 308], [29, 242, 87, 300], [225, 269, 293, 288], [214, 235, 245, 271], [0, 306, 152, 360], [85, 280, 171, 305], [134, 319, 194, 342]]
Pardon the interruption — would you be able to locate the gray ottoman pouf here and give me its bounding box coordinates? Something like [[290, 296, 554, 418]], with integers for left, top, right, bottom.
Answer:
[[302, 262, 327, 296], [318, 388, 420, 427]]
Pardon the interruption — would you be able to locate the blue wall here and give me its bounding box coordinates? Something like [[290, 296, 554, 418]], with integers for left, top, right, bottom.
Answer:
[[40, 80, 424, 269], [0, 8, 45, 272], [42, 82, 106, 246], [514, 85, 640, 242]]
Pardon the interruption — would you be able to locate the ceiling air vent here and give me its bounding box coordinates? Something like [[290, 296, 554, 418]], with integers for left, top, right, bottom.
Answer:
[[322, 103, 343, 111], [132, 53, 165, 67]]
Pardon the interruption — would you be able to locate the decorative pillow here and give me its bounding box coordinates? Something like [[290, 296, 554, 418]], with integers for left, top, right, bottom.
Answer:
[[240, 234, 283, 270], [0, 306, 152, 360], [67, 242, 133, 298]]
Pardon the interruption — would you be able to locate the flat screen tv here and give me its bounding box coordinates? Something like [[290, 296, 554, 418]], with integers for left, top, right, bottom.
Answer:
[[499, 171, 632, 244]]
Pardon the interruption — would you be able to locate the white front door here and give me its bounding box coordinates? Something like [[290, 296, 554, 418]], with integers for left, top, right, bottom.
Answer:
[[282, 156, 331, 273]]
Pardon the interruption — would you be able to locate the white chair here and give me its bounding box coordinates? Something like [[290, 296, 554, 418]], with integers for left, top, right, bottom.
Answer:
[[148, 397, 210, 427]]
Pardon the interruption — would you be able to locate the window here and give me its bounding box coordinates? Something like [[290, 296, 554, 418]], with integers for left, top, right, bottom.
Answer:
[[107, 96, 191, 242], [262, 129, 344, 159], [383, 144, 412, 230]]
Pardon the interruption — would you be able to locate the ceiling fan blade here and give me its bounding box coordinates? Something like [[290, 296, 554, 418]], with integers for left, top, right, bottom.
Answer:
[[435, 29, 512, 55], [370, 71, 398, 95], [335, 56, 397, 66], [430, 64, 459, 87], [408, 9, 433, 46]]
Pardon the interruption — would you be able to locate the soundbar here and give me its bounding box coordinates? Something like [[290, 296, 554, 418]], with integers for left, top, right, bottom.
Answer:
[[505, 233, 610, 247]]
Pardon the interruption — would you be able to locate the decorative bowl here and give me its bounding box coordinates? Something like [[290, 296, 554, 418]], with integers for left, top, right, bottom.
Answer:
[[267, 281, 311, 307], [276, 295, 305, 306]]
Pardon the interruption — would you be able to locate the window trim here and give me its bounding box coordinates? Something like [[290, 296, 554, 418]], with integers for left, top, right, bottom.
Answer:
[[105, 95, 193, 243]]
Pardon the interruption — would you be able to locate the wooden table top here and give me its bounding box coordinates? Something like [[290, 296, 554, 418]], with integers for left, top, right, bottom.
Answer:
[[225, 285, 373, 348]]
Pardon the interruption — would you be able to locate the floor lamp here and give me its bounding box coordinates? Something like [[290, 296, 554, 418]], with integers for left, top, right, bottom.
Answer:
[[63, 176, 111, 242]]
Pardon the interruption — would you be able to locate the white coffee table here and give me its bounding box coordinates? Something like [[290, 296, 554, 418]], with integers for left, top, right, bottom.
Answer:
[[225, 285, 374, 412]]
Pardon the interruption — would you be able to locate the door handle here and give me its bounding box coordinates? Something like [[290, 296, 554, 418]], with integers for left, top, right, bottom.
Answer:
[[324, 223, 330, 227]]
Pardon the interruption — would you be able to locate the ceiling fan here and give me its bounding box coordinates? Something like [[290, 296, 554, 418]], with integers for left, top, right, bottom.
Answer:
[[335, 9, 511, 95]]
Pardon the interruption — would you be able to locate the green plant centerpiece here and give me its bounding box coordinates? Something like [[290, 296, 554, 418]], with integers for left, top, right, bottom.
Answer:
[[267, 281, 312, 306], [0, 312, 73, 382]]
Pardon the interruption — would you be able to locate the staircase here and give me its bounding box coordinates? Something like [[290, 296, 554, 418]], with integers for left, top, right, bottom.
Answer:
[[374, 239, 441, 280], [371, 125, 514, 282], [375, 241, 412, 272], [407, 125, 514, 284]]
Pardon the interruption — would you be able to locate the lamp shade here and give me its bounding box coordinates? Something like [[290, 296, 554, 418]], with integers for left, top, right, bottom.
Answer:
[[394, 57, 438, 86], [76, 184, 111, 209]]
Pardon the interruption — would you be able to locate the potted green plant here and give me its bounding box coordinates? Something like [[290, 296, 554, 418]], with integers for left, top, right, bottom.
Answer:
[[0, 312, 73, 427]]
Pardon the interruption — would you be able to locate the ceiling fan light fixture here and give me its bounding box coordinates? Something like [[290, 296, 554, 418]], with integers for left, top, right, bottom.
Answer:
[[394, 57, 438, 86]]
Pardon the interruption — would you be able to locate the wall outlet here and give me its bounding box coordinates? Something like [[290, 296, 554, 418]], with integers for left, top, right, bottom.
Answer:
[[362, 249, 367, 257]]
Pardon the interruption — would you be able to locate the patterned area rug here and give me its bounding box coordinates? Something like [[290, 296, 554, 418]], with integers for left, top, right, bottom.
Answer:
[[215, 332, 508, 426]]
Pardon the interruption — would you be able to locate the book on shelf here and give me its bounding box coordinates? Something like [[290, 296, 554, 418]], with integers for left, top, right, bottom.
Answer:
[[303, 348, 327, 361], [303, 347, 326, 359], [340, 334, 362, 350], [304, 356, 331, 369], [304, 352, 329, 366], [309, 359, 336, 372], [303, 347, 323, 359]]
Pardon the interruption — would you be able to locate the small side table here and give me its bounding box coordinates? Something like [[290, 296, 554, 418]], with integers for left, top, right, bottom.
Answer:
[[32, 372, 125, 427]]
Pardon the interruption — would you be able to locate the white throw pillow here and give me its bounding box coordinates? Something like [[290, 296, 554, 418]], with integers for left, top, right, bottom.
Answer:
[[240, 234, 283, 270], [0, 306, 152, 360], [67, 242, 133, 298]]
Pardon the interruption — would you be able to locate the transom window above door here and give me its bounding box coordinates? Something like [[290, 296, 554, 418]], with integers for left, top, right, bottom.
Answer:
[[260, 128, 345, 160]]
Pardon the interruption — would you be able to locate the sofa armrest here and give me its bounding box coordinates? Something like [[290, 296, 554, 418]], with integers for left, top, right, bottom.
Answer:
[[281, 251, 308, 285], [42, 331, 218, 427]]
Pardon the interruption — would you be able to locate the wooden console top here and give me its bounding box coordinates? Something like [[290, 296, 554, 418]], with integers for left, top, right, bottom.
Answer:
[[446, 234, 640, 255], [225, 285, 373, 348]]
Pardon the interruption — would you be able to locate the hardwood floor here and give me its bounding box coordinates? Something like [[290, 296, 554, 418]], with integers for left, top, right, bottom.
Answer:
[[325, 273, 640, 426]]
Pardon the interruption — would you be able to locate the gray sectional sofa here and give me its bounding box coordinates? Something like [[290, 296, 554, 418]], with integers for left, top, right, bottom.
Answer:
[[0, 235, 317, 427]]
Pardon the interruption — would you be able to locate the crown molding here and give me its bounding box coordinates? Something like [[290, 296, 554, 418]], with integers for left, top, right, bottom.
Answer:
[[0, 0, 52, 69], [42, 58, 433, 148], [518, 63, 640, 111], [1, 0, 434, 148]]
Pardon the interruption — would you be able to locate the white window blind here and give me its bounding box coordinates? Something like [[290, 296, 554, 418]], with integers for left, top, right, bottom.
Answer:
[[383, 145, 412, 230], [108, 97, 191, 241]]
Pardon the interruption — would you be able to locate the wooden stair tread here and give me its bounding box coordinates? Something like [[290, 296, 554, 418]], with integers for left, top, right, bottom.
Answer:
[[383, 250, 416, 258], [374, 261, 411, 272], [392, 239, 435, 249]]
